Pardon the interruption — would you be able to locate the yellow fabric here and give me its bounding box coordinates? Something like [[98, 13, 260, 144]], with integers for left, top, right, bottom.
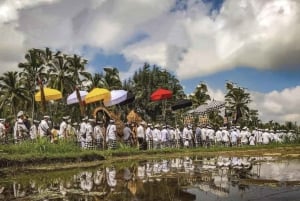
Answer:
[[35, 87, 62, 101], [84, 88, 110, 104]]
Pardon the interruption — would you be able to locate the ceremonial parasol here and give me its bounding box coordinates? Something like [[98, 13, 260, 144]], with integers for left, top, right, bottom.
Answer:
[[35, 87, 62, 101], [188, 100, 225, 115], [84, 88, 110, 104], [67, 90, 88, 105], [150, 88, 172, 101], [171, 99, 192, 110], [150, 88, 173, 121], [104, 90, 128, 107], [118, 92, 135, 106]]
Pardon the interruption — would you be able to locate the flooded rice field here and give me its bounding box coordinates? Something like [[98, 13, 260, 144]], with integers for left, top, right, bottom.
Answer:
[[0, 156, 299, 201]]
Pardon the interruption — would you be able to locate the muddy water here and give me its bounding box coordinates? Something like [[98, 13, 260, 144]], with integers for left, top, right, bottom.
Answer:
[[0, 156, 299, 201]]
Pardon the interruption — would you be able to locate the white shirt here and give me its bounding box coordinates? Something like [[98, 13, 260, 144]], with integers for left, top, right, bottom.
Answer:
[[161, 128, 168, 142], [136, 125, 145, 138], [106, 124, 117, 141], [94, 125, 103, 140], [240, 130, 249, 144], [30, 124, 38, 140], [215, 130, 222, 142], [85, 123, 93, 142], [39, 119, 49, 137], [152, 128, 161, 142], [222, 129, 230, 142], [182, 127, 189, 140], [262, 132, 271, 144], [0, 122, 6, 138], [145, 127, 152, 141], [80, 122, 87, 136], [59, 121, 67, 139], [249, 135, 255, 145]]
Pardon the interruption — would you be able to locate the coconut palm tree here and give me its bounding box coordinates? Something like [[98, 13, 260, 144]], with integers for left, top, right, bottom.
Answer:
[[189, 83, 211, 107], [225, 82, 251, 124], [18, 48, 49, 116], [103, 67, 122, 90], [0, 71, 30, 117], [47, 53, 73, 95]]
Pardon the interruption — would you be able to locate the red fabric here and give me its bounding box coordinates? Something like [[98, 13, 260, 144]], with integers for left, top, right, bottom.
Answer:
[[150, 88, 172, 101]]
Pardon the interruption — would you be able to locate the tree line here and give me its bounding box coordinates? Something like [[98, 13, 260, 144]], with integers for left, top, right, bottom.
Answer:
[[0, 47, 298, 132]]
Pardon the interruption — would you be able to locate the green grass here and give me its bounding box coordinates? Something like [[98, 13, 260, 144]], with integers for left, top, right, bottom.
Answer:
[[0, 140, 299, 168]]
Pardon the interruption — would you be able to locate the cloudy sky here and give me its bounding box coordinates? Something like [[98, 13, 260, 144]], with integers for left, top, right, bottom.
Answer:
[[0, 0, 300, 124]]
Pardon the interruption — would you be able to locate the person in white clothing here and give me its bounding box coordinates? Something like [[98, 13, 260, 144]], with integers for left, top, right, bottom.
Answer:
[[14, 111, 29, 143], [136, 121, 146, 150], [182, 125, 189, 148], [29, 120, 39, 141], [230, 128, 239, 146], [249, 133, 256, 146], [174, 125, 181, 148], [240, 127, 249, 145], [94, 121, 104, 149], [79, 117, 88, 148], [59, 116, 68, 139], [262, 129, 271, 145], [0, 119, 7, 144], [215, 127, 222, 146], [152, 124, 161, 149], [38, 115, 50, 139], [145, 123, 153, 150], [85, 119, 95, 149], [106, 119, 117, 149], [160, 125, 168, 149], [222, 127, 230, 146]]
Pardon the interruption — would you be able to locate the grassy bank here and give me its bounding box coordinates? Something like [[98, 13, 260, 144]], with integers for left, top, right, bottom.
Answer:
[[0, 139, 300, 168]]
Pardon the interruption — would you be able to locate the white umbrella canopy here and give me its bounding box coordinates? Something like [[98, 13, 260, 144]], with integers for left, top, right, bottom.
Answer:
[[104, 90, 128, 107], [67, 90, 88, 105]]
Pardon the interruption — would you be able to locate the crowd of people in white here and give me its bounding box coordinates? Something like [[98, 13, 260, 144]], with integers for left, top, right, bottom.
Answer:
[[4, 110, 297, 150]]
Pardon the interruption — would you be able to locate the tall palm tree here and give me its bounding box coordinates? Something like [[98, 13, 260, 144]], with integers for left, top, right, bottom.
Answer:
[[189, 83, 211, 107], [103, 67, 122, 90], [67, 54, 89, 86], [67, 54, 89, 116], [18, 48, 49, 116], [47, 53, 73, 95], [0, 71, 30, 117], [225, 82, 251, 124]]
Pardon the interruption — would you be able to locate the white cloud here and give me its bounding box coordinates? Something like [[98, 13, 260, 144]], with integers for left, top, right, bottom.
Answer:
[[123, 0, 300, 79], [251, 86, 300, 124], [1, 0, 300, 78], [203, 85, 300, 124]]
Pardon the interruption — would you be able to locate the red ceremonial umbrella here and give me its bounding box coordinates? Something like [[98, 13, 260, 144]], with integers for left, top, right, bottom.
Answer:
[[150, 88, 172, 101], [150, 88, 172, 122]]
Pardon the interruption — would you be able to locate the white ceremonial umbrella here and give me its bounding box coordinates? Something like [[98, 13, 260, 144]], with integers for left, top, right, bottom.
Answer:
[[67, 90, 88, 105], [104, 90, 128, 107], [192, 100, 225, 115]]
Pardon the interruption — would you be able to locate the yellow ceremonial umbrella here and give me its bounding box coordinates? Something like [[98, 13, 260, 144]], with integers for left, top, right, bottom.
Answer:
[[35, 87, 62, 101], [84, 88, 110, 104]]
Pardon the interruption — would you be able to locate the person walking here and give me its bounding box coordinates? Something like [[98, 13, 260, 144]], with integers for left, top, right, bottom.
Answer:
[[136, 121, 146, 150], [106, 119, 117, 149], [14, 111, 29, 143], [94, 121, 104, 150]]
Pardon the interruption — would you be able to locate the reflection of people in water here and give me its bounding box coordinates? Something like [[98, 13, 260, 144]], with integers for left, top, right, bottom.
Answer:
[[94, 169, 105, 186], [80, 171, 94, 192], [13, 182, 26, 198], [106, 167, 117, 191]]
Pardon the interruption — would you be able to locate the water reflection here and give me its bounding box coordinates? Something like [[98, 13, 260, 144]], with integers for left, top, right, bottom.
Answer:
[[0, 156, 299, 201]]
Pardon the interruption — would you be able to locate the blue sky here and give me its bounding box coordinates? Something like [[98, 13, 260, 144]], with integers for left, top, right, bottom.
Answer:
[[1, 0, 299, 123], [89, 51, 300, 94]]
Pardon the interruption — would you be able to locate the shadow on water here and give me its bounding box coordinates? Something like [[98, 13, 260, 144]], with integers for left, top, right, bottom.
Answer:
[[0, 156, 299, 201]]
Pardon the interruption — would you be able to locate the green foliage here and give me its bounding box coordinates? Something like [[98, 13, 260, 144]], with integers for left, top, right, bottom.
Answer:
[[123, 63, 185, 122], [0, 139, 81, 155]]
